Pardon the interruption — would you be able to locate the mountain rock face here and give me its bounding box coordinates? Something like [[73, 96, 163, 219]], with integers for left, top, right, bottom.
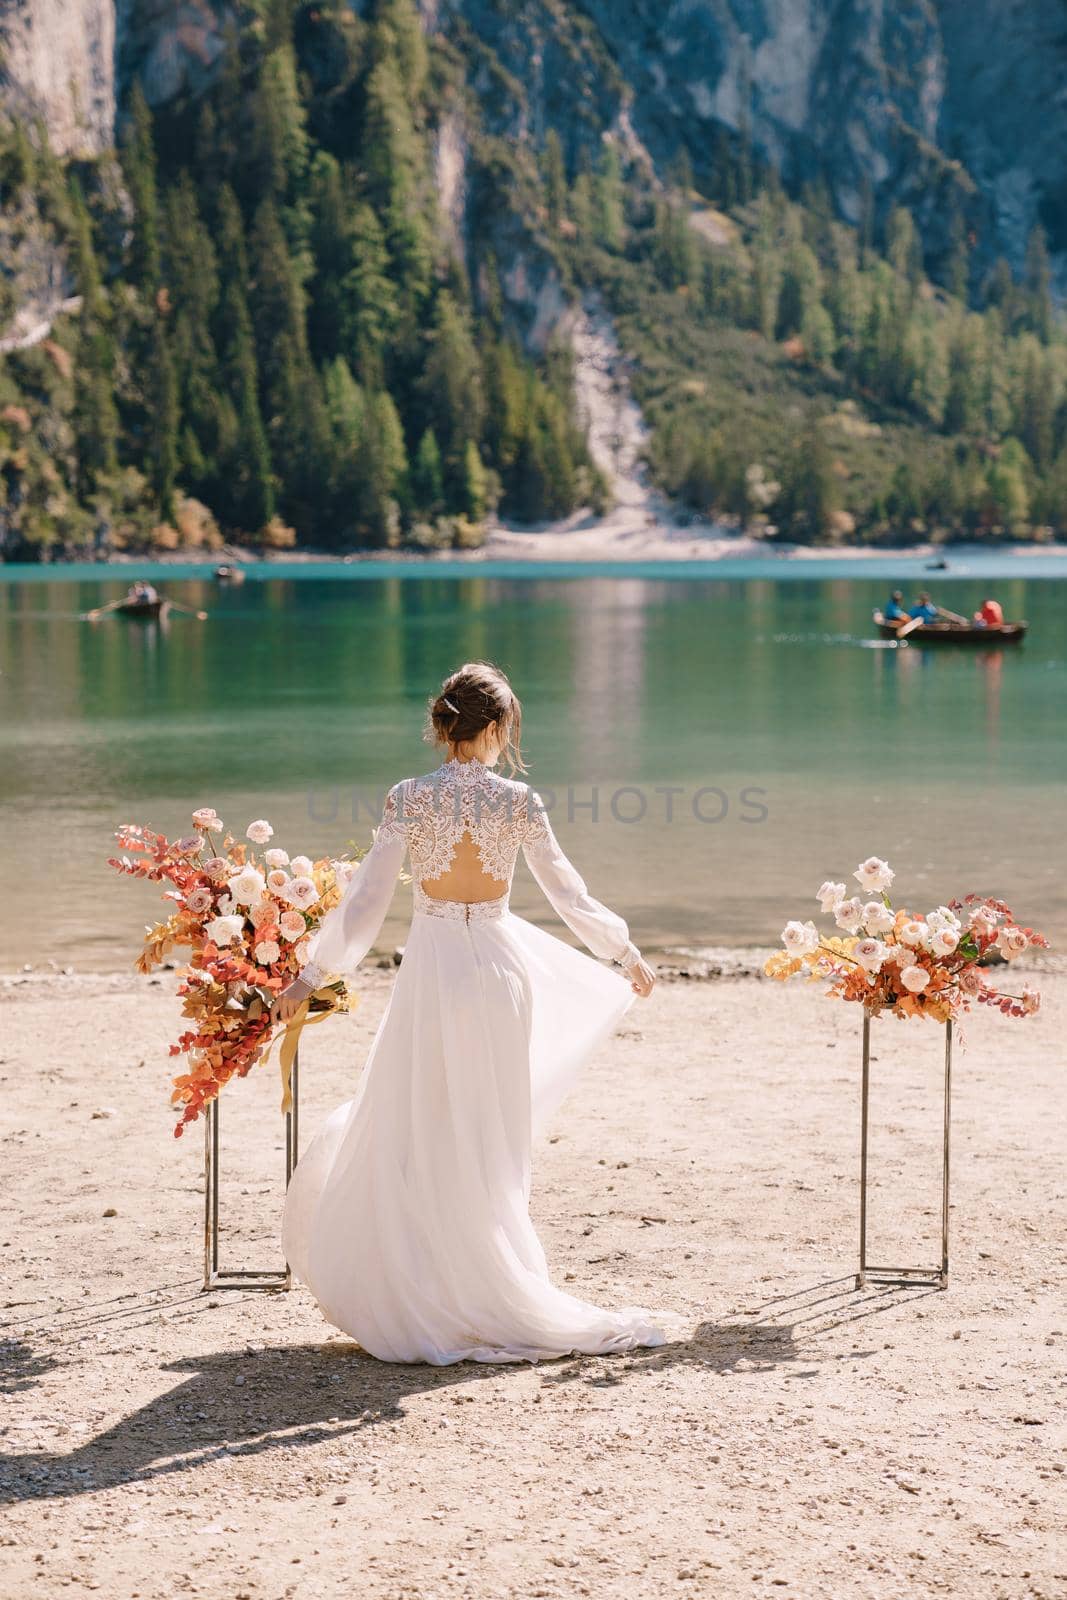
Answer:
[[433, 0, 1067, 284], [0, 0, 115, 156], [1, 0, 1065, 283], [935, 0, 1067, 266]]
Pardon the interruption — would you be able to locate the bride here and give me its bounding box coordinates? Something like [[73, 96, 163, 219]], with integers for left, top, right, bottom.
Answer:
[[271, 660, 665, 1365]]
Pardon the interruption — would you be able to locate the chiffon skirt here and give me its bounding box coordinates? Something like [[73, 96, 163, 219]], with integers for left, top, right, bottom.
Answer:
[[280, 903, 667, 1365]]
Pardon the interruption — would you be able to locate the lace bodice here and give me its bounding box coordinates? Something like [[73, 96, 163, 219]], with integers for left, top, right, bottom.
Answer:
[[294, 756, 639, 986], [392, 757, 549, 883]]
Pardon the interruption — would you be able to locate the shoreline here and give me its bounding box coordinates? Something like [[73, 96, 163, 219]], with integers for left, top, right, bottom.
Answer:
[[4, 947, 1060, 992], [4, 530, 1067, 571]]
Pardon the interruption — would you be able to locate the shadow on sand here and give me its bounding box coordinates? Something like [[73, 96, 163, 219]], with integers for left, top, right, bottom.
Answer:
[[1, 1272, 935, 1502]]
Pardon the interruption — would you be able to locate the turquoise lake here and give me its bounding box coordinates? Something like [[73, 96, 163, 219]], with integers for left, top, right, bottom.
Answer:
[[2, 559, 1064, 970]]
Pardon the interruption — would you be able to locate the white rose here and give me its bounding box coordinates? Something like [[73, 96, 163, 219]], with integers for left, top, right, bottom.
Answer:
[[255, 939, 281, 966], [928, 927, 959, 957], [927, 905, 961, 933], [246, 820, 274, 845], [899, 965, 930, 994], [331, 858, 357, 887], [834, 897, 865, 934], [279, 910, 307, 941], [996, 925, 1029, 961], [267, 869, 290, 893], [285, 876, 320, 911], [206, 914, 244, 947], [192, 807, 222, 832], [853, 938, 887, 973], [969, 904, 1000, 933], [781, 919, 820, 956], [899, 919, 927, 948], [853, 857, 894, 894], [228, 867, 266, 906], [216, 893, 236, 916], [264, 848, 290, 869], [816, 881, 846, 913], [290, 855, 314, 877], [862, 901, 894, 935]]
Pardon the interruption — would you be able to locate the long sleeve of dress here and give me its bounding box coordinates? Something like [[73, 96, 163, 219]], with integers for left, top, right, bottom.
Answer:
[[521, 788, 640, 968], [295, 784, 407, 987]]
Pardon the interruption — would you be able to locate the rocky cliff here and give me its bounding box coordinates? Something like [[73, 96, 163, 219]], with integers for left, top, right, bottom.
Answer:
[[1, 0, 1065, 283], [0, 0, 115, 156]]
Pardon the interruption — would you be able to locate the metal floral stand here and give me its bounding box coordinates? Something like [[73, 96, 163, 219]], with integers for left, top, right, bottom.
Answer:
[[856, 1015, 951, 1291], [203, 1049, 300, 1291]]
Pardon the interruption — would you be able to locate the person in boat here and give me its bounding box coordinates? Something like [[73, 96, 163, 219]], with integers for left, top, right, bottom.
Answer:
[[883, 590, 908, 627], [908, 592, 940, 624], [973, 597, 1004, 628]]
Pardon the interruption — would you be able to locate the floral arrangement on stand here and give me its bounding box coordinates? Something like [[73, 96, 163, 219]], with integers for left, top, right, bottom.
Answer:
[[764, 856, 1048, 1024], [108, 807, 361, 1136]]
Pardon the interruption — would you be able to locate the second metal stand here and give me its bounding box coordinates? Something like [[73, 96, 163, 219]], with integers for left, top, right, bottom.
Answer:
[[856, 1014, 951, 1290], [203, 1049, 300, 1291]]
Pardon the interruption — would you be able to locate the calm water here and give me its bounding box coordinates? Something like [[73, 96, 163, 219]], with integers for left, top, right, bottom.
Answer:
[[2, 561, 1065, 969]]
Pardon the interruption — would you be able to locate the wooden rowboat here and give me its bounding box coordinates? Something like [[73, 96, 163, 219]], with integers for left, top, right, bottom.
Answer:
[[873, 611, 1027, 646], [117, 595, 169, 618], [85, 592, 207, 621]]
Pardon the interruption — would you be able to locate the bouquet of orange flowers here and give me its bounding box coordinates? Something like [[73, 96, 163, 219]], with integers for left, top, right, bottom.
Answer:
[[765, 856, 1048, 1024], [108, 807, 358, 1136]]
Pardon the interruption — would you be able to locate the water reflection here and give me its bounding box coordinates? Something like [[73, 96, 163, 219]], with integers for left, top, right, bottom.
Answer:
[[2, 572, 1065, 967]]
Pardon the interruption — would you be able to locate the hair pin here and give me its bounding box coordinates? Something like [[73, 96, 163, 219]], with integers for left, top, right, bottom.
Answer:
[[441, 696, 459, 714]]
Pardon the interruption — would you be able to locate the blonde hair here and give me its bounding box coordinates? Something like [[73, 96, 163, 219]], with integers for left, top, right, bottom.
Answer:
[[425, 660, 526, 774]]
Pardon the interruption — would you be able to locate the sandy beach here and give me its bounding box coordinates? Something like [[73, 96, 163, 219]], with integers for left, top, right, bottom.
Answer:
[[2, 957, 1063, 1599]]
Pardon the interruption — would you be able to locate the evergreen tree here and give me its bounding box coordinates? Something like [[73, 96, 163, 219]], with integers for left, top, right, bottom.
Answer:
[[249, 198, 309, 410], [219, 277, 275, 531], [947, 204, 970, 302], [411, 427, 444, 512], [594, 143, 624, 251], [1016, 340, 1054, 470], [887, 206, 922, 294], [543, 130, 567, 233], [461, 440, 488, 520], [776, 223, 822, 341], [254, 45, 310, 203], [73, 324, 119, 499], [420, 291, 484, 500], [355, 389, 408, 545], [68, 181, 119, 497], [1024, 225, 1053, 344], [749, 196, 782, 339], [149, 317, 179, 522], [776, 416, 840, 543], [343, 204, 399, 380], [121, 85, 162, 290]]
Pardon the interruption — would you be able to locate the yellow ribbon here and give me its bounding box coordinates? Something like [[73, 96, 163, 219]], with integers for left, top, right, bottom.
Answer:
[[259, 988, 352, 1114]]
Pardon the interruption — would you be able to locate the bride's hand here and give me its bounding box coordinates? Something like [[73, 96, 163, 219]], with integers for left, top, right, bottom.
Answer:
[[626, 955, 656, 998], [270, 981, 311, 1026]]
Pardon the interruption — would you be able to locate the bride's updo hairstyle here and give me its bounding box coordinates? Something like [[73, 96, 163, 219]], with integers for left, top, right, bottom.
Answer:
[[426, 661, 527, 775]]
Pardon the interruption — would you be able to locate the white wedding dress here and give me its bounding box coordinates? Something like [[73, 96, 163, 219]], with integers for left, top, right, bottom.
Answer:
[[280, 755, 667, 1365]]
